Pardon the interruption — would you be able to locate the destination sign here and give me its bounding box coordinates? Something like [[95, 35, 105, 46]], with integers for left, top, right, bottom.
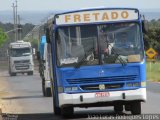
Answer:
[[56, 9, 139, 25]]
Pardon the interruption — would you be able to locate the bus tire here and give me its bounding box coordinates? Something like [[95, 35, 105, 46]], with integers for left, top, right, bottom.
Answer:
[[114, 104, 123, 113], [42, 79, 45, 96], [131, 101, 141, 115], [61, 106, 74, 117], [45, 88, 52, 97]]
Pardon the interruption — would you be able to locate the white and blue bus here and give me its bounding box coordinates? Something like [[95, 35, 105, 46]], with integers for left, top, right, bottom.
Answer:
[[46, 8, 148, 117]]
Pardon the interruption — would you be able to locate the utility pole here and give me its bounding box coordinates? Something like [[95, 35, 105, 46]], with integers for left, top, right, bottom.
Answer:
[[12, 0, 18, 41], [18, 15, 22, 40], [12, 3, 16, 41], [15, 0, 18, 41]]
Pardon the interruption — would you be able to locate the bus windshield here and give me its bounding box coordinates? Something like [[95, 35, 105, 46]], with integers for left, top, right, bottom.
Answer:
[[10, 47, 31, 57], [56, 22, 143, 67]]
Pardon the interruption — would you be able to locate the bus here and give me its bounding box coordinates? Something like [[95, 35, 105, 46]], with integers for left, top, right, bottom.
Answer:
[[37, 36, 52, 97], [46, 8, 148, 117]]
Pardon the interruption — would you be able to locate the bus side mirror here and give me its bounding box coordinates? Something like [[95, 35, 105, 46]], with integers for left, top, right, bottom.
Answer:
[[37, 51, 40, 60], [46, 28, 50, 43], [142, 20, 149, 33]]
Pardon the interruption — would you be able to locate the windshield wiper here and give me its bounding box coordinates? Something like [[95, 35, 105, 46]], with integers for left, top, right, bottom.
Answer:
[[110, 47, 127, 66], [74, 42, 127, 68], [105, 39, 127, 66], [74, 47, 94, 69]]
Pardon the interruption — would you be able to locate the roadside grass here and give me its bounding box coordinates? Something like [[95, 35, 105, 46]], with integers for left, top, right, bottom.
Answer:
[[146, 61, 160, 82]]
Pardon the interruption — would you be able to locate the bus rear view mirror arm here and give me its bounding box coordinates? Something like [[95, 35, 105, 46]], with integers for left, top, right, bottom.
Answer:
[[142, 20, 149, 34], [46, 28, 51, 43]]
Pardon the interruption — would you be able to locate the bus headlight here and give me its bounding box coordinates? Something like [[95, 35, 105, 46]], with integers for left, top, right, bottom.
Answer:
[[65, 87, 78, 92], [133, 82, 140, 87], [126, 82, 140, 87], [72, 87, 78, 91], [126, 83, 132, 87], [65, 87, 72, 91]]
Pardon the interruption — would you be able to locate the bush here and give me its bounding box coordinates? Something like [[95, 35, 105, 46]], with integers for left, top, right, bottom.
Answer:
[[0, 28, 8, 46]]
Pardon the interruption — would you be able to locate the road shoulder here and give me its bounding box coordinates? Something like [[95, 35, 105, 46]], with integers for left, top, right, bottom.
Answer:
[[0, 72, 23, 114]]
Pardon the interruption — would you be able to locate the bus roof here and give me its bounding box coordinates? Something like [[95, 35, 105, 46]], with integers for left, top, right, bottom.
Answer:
[[55, 8, 139, 16]]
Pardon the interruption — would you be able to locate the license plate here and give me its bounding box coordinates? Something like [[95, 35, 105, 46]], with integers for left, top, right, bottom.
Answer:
[[95, 92, 110, 97]]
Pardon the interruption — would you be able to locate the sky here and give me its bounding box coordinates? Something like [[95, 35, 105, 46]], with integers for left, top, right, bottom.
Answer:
[[0, 0, 160, 11]]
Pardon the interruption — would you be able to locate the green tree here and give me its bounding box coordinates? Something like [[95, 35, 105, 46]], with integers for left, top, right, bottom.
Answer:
[[143, 19, 160, 54], [30, 38, 38, 49], [0, 28, 7, 46]]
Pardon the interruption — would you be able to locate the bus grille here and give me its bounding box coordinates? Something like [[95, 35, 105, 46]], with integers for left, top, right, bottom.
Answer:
[[81, 83, 124, 91], [66, 75, 138, 84]]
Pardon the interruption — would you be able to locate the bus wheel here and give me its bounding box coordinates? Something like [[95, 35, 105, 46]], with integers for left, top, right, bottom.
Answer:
[[42, 79, 45, 96], [45, 88, 52, 97], [131, 102, 141, 115], [114, 104, 123, 113], [61, 106, 74, 117]]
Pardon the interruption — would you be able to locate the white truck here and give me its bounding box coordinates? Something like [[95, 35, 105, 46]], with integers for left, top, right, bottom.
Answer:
[[8, 41, 34, 76]]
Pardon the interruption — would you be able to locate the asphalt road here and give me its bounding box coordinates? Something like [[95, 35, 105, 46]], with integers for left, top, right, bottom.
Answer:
[[0, 70, 160, 120]]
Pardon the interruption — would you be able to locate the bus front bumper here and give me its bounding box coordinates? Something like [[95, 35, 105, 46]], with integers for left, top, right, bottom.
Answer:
[[58, 88, 146, 107]]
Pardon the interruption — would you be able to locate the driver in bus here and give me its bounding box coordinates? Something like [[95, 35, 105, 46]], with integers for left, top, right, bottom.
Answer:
[[119, 32, 134, 48]]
